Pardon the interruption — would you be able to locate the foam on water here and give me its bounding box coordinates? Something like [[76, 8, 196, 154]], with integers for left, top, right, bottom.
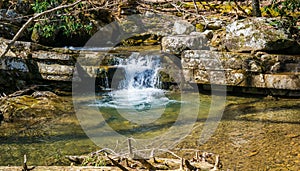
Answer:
[[92, 52, 176, 124]]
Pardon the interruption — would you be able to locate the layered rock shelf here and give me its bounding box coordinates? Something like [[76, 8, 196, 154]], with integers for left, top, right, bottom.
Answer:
[[181, 50, 299, 96], [162, 17, 300, 96], [0, 17, 299, 96]]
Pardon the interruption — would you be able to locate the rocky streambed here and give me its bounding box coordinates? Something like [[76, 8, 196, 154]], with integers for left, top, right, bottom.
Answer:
[[0, 12, 299, 171]]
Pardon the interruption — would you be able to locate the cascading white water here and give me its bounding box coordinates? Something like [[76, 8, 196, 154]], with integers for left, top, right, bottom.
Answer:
[[118, 52, 161, 90], [94, 52, 173, 124]]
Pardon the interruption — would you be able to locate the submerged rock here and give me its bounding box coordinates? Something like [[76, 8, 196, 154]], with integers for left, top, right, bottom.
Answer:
[[0, 92, 71, 122], [224, 17, 300, 54]]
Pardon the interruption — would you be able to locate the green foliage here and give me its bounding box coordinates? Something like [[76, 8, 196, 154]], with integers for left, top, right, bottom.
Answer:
[[262, 0, 300, 31], [32, 0, 52, 13], [263, 0, 300, 17], [29, 0, 94, 40], [279, 0, 300, 14]]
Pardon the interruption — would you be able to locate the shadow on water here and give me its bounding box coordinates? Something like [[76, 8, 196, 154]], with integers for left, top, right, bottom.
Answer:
[[0, 132, 89, 145], [221, 97, 300, 124]]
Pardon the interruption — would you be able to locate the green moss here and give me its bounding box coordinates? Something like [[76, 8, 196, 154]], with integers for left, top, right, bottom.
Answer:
[[196, 23, 205, 32]]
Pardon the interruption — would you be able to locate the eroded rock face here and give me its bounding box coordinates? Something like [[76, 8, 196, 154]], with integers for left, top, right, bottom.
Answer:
[[0, 9, 28, 39], [224, 17, 300, 54]]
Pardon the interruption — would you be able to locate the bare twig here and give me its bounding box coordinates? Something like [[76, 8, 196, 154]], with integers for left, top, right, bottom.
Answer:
[[157, 149, 181, 159], [212, 155, 220, 171], [180, 158, 184, 170], [0, 0, 82, 58], [192, 0, 199, 14], [22, 155, 35, 171], [128, 138, 134, 158], [168, 2, 209, 25], [91, 148, 119, 156], [170, 3, 182, 13]]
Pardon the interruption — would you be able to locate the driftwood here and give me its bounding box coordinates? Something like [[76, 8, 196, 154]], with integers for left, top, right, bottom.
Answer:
[[66, 145, 222, 171]]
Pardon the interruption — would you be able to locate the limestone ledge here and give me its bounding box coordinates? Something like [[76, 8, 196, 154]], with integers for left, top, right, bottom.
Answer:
[[182, 50, 300, 90], [0, 45, 299, 95]]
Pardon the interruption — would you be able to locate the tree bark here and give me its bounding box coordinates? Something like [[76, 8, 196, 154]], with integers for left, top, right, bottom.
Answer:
[[252, 0, 261, 17]]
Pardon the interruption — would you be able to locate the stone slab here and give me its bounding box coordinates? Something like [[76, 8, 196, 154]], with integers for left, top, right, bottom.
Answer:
[[161, 34, 210, 55], [182, 50, 300, 90]]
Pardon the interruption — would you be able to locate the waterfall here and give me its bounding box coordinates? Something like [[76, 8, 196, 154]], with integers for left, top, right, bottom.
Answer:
[[96, 68, 111, 91], [118, 52, 161, 90], [94, 52, 172, 124], [103, 71, 110, 90]]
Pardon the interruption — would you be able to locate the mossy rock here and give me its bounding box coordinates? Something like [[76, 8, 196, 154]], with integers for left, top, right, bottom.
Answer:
[[0, 92, 72, 122]]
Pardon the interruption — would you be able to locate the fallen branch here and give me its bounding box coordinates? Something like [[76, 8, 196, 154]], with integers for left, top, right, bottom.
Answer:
[[0, 0, 82, 58], [0, 85, 38, 102]]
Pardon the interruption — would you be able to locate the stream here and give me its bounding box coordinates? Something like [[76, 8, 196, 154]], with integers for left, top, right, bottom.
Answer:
[[0, 47, 299, 170], [1, 94, 299, 170]]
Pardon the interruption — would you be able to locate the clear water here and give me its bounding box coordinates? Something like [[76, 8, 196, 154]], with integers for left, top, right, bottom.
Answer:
[[1, 93, 299, 170]]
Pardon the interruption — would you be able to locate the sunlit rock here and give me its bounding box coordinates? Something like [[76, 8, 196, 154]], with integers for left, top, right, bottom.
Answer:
[[224, 17, 300, 54], [161, 33, 210, 55], [172, 20, 195, 35], [181, 50, 300, 90]]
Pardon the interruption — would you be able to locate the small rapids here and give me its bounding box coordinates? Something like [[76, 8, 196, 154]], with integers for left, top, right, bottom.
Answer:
[[91, 52, 178, 124]]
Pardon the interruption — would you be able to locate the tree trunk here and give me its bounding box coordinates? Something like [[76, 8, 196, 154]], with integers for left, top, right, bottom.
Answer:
[[252, 0, 261, 17]]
